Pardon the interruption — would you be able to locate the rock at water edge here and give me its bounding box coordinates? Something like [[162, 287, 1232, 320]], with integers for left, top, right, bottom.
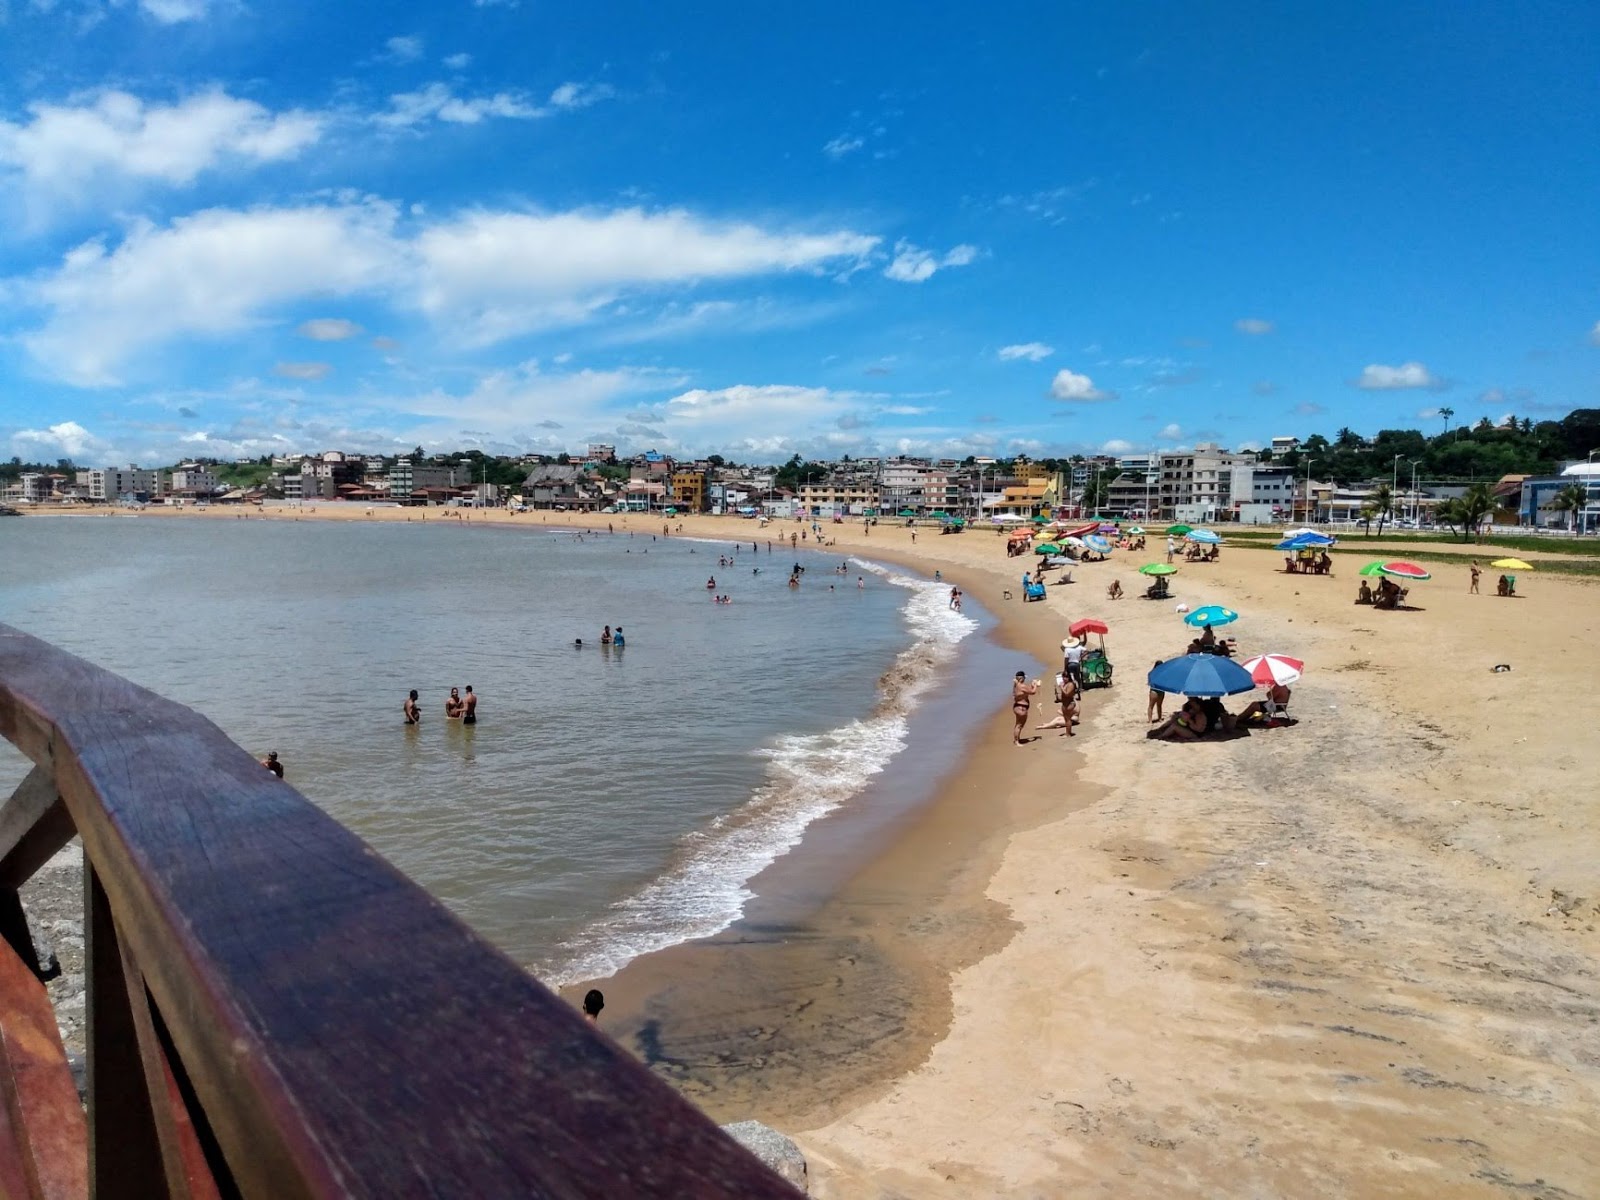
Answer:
[[720, 1120, 808, 1194]]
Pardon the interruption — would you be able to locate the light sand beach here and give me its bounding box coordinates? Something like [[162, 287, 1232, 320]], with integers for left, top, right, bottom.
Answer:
[[36, 505, 1600, 1196]]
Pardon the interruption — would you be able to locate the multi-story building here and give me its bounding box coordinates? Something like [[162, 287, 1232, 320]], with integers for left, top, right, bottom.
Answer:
[[1269, 436, 1300, 458], [584, 444, 617, 465], [96, 465, 166, 501], [386, 459, 457, 502], [798, 475, 881, 516], [1157, 444, 1251, 520], [1, 473, 48, 503], [75, 469, 109, 501], [169, 464, 221, 495], [669, 469, 708, 513], [1104, 454, 1159, 517], [880, 457, 932, 512]]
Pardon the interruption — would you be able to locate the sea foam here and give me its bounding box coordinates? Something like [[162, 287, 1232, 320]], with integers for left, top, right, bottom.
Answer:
[[545, 562, 978, 985]]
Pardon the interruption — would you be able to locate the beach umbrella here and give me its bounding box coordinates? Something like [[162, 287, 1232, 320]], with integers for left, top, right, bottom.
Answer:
[[898, 508, 916, 517], [1166, 523, 1192, 536], [1148, 654, 1256, 697], [1084, 534, 1113, 553], [1281, 527, 1323, 539], [1490, 558, 1534, 571], [1033, 541, 1063, 555], [1380, 561, 1432, 581], [1139, 562, 1177, 576], [1183, 604, 1239, 628], [1185, 529, 1222, 545], [1277, 532, 1333, 550], [1062, 535, 1087, 548], [1033, 515, 1051, 524], [1357, 561, 1388, 577], [1069, 618, 1109, 637], [1239, 653, 1304, 687], [992, 514, 1025, 523], [1128, 526, 1145, 535]]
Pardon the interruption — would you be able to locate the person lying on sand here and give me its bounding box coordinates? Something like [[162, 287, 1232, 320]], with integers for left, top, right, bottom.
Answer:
[[1150, 698, 1206, 741]]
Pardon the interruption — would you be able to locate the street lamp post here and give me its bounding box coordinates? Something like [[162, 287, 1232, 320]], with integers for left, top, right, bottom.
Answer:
[[1410, 462, 1419, 525], [1303, 456, 1316, 524]]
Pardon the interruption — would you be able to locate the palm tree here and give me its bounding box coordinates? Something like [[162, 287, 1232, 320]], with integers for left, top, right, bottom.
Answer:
[[1438, 406, 1455, 436], [1455, 482, 1495, 542], [1371, 482, 1395, 536], [1359, 502, 1377, 536], [1551, 483, 1587, 533]]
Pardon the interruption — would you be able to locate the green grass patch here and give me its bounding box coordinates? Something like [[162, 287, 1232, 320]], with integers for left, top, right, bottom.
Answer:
[[1224, 528, 1600, 558]]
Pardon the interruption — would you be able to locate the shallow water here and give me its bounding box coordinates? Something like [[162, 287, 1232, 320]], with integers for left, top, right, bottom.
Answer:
[[0, 515, 978, 979]]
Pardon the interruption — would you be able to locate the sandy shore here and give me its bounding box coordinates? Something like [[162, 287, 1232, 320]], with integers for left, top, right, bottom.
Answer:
[[33, 504, 1600, 1196]]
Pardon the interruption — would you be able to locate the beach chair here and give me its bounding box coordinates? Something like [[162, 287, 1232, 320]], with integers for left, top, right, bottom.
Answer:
[[1022, 573, 1046, 602], [1142, 576, 1170, 601]]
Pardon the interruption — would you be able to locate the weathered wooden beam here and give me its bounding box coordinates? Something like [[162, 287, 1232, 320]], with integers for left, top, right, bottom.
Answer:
[[0, 767, 75, 891], [0, 924, 88, 1199], [86, 865, 175, 1200], [0, 622, 798, 1198]]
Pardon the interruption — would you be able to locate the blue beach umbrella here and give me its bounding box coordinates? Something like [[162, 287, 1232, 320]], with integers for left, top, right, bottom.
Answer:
[[1084, 534, 1113, 553], [1147, 654, 1257, 697], [1182, 604, 1239, 628], [1185, 529, 1223, 545], [1277, 532, 1334, 550]]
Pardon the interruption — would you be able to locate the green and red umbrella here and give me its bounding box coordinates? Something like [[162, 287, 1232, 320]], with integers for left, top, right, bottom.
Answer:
[[1379, 561, 1432, 581]]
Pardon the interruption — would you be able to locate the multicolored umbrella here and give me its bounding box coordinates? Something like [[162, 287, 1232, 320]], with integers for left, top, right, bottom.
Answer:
[[1183, 604, 1239, 628], [1069, 618, 1109, 637], [1239, 653, 1304, 687], [1166, 524, 1192, 536], [1490, 558, 1534, 571], [1084, 534, 1113, 553], [1185, 529, 1222, 545], [1139, 562, 1177, 576], [1357, 561, 1388, 577], [1148, 654, 1256, 697], [1380, 561, 1432, 581]]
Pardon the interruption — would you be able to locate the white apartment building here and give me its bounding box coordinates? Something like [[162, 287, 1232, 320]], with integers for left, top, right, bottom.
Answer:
[[1104, 454, 1159, 516], [880, 458, 932, 511], [799, 476, 881, 515], [76, 469, 108, 500], [1270, 436, 1299, 457], [96, 465, 166, 500], [1158, 444, 1251, 519], [169, 464, 221, 494], [1, 473, 48, 503]]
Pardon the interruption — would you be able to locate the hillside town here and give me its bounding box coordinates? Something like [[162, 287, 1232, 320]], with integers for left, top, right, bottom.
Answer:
[[4, 415, 1598, 533]]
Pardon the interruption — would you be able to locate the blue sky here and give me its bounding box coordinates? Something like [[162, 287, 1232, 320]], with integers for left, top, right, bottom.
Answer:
[[2, 1, 1597, 466]]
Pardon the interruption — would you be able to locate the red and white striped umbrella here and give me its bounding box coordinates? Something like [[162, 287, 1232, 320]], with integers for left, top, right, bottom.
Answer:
[[1238, 653, 1304, 687]]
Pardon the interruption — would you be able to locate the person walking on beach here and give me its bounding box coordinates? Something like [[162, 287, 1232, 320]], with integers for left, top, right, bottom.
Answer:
[[1166, 536, 1176, 564], [404, 690, 421, 725], [445, 688, 464, 719], [1062, 636, 1086, 690], [1469, 561, 1481, 594], [1011, 671, 1040, 745], [261, 750, 284, 778], [462, 686, 477, 725], [1147, 662, 1166, 723]]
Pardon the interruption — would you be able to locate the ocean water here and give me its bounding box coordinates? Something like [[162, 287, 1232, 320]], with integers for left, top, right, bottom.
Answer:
[[0, 515, 979, 982]]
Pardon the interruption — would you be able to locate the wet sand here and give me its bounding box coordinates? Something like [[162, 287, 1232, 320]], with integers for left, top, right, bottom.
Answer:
[[35, 505, 1600, 1196]]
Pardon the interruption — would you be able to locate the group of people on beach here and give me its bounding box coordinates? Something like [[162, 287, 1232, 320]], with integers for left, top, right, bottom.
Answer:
[[403, 686, 477, 724], [1011, 632, 1095, 744]]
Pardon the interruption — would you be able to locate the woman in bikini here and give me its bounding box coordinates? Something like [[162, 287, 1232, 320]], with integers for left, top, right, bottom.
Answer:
[[1151, 697, 1206, 742], [1011, 670, 1039, 745]]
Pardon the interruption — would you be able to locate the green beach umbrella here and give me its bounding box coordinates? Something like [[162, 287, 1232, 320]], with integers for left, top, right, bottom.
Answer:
[[1032, 515, 1050, 524], [1033, 541, 1063, 555], [1128, 526, 1145, 535], [1139, 562, 1177, 576], [1166, 523, 1192, 536], [1357, 561, 1388, 577], [898, 508, 916, 517]]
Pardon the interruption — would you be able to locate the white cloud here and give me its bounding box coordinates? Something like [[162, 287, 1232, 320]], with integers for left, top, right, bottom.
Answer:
[[9, 419, 110, 460], [443, 53, 472, 70], [823, 135, 864, 160], [140, 0, 211, 21], [548, 82, 615, 110], [0, 89, 321, 214], [384, 35, 424, 63], [882, 240, 979, 283], [998, 342, 1053, 362], [1355, 361, 1443, 390], [1417, 407, 1442, 419], [11, 202, 880, 383], [19, 202, 404, 386], [413, 208, 878, 344], [1049, 369, 1110, 402], [274, 361, 332, 380], [1100, 438, 1134, 454], [298, 318, 363, 341], [1157, 423, 1183, 440], [1234, 317, 1274, 335], [1589, 319, 1600, 346]]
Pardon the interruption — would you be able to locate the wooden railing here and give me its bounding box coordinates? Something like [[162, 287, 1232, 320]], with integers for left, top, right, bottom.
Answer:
[[0, 623, 799, 1198]]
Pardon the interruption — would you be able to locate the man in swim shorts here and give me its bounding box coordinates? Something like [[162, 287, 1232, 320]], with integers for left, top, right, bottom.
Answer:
[[462, 686, 477, 725]]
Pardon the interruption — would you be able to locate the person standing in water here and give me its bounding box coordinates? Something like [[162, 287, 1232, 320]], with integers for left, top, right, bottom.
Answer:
[[261, 750, 284, 777], [612, 626, 625, 647], [404, 690, 421, 725], [462, 686, 477, 725], [601, 625, 612, 645], [445, 688, 464, 719]]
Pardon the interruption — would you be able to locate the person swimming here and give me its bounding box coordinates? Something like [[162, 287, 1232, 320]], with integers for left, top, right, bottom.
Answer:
[[612, 626, 624, 647]]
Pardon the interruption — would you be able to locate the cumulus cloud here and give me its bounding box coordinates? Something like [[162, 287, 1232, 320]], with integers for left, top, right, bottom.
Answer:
[[298, 317, 363, 341], [882, 239, 979, 283], [1355, 361, 1444, 390], [377, 80, 614, 129], [1234, 317, 1274, 335], [10, 202, 879, 383], [0, 89, 321, 215], [548, 82, 615, 110], [823, 135, 864, 160], [1049, 369, 1111, 402], [998, 342, 1053, 362], [1156, 422, 1183, 440], [443, 53, 472, 70], [384, 35, 425, 63], [1100, 438, 1135, 454], [274, 361, 332, 380], [9, 419, 110, 459]]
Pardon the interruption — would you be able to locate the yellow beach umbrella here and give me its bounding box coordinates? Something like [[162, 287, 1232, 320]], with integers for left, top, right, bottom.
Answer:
[[1490, 558, 1534, 571]]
